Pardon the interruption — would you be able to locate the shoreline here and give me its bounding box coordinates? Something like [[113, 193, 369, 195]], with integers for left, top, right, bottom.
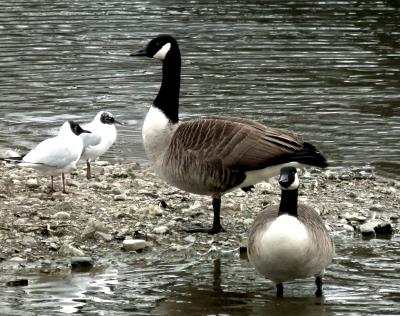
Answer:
[[0, 159, 399, 274]]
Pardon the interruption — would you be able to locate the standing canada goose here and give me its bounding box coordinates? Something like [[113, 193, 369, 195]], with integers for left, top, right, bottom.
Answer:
[[130, 35, 328, 234], [247, 166, 334, 297], [80, 111, 122, 179], [5, 121, 91, 193]]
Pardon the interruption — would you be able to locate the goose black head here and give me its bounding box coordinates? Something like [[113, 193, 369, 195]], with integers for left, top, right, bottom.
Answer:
[[68, 121, 91, 136], [99, 111, 122, 125], [130, 35, 179, 61], [278, 166, 299, 190]]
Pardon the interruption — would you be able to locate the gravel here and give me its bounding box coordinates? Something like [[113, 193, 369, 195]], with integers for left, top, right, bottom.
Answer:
[[0, 159, 399, 274]]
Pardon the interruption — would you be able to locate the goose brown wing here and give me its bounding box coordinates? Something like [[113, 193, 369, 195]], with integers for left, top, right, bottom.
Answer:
[[171, 116, 305, 172]]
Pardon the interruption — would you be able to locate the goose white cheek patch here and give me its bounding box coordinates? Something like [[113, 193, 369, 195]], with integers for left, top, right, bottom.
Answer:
[[153, 43, 171, 60]]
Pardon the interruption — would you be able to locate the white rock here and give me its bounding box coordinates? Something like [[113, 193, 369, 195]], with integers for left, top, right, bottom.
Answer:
[[58, 243, 85, 257], [21, 236, 36, 247], [114, 194, 127, 201], [122, 239, 148, 251], [53, 211, 70, 220], [94, 231, 113, 241], [153, 226, 168, 234], [26, 178, 39, 188], [184, 235, 196, 243]]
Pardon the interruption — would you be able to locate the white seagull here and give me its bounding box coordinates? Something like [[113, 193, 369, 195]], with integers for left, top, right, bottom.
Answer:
[[6, 121, 91, 193], [80, 111, 121, 179]]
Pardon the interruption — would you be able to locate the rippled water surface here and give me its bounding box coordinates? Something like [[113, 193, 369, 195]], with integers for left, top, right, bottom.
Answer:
[[1, 0, 400, 315], [0, 0, 399, 177], [1, 233, 400, 315]]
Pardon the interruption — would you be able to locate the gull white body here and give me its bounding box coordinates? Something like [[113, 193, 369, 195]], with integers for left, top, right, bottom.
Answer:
[[80, 111, 117, 162], [20, 121, 84, 176]]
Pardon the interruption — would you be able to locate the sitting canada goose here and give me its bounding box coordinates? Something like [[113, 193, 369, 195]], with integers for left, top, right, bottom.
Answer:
[[247, 166, 334, 297], [4, 121, 91, 193], [80, 111, 122, 179], [130, 35, 328, 234]]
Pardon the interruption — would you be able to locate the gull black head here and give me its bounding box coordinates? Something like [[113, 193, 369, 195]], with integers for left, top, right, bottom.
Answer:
[[130, 34, 179, 61], [278, 166, 299, 190], [68, 121, 91, 136], [99, 111, 122, 125]]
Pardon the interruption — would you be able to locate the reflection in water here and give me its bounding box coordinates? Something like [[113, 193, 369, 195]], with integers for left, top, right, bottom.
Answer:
[[1, 234, 400, 315]]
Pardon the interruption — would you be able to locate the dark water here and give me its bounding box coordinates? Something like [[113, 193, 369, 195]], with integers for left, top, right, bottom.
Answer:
[[1, 0, 400, 315], [0, 0, 399, 178], [1, 233, 400, 315]]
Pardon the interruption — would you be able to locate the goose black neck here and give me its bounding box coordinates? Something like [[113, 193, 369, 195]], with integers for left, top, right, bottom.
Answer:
[[154, 52, 181, 124], [278, 189, 298, 217]]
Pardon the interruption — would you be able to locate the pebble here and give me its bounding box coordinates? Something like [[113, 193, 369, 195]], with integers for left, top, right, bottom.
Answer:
[[6, 279, 28, 287], [94, 231, 113, 241], [58, 244, 85, 257], [26, 178, 39, 188], [83, 219, 108, 238], [70, 257, 94, 272], [153, 226, 169, 234], [359, 220, 393, 236], [183, 235, 196, 243], [21, 236, 36, 247], [53, 211, 70, 220], [122, 239, 148, 252], [114, 194, 127, 201]]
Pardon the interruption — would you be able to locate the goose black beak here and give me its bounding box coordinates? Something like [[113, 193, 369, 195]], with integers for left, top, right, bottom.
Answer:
[[278, 173, 291, 188], [130, 48, 147, 57], [82, 129, 92, 134], [114, 119, 124, 125]]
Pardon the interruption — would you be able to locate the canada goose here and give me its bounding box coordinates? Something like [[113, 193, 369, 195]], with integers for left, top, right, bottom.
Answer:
[[80, 111, 121, 179], [247, 166, 334, 297], [5, 121, 91, 193], [130, 35, 328, 234]]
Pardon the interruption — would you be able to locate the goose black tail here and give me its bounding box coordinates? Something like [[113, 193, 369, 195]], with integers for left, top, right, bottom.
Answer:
[[292, 142, 328, 168]]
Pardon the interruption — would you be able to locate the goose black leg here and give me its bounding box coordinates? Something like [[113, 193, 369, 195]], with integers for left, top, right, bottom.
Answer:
[[315, 276, 323, 297], [186, 195, 226, 234], [276, 283, 284, 297]]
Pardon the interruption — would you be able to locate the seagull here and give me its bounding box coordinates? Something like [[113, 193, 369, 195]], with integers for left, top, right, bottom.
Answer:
[[80, 111, 122, 179], [5, 121, 91, 193]]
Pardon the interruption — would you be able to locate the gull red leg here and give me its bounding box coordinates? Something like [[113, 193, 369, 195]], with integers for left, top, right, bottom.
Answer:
[[61, 173, 67, 194]]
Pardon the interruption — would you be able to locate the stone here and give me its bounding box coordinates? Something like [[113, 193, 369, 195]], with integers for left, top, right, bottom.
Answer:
[[359, 220, 393, 236], [183, 235, 196, 243], [114, 194, 127, 201], [94, 231, 113, 241], [6, 279, 28, 287], [53, 211, 70, 220], [122, 239, 148, 252], [70, 257, 94, 272], [83, 219, 108, 238], [344, 212, 367, 223], [21, 236, 36, 247], [58, 244, 85, 257], [26, 178, 39, 188], [153, 226, 168, 234]]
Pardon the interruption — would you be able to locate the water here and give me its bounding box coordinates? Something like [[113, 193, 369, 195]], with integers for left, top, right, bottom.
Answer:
[[0, 0, 399, 178], [1, 233, 400, 315], [1, 0, 400, 315]]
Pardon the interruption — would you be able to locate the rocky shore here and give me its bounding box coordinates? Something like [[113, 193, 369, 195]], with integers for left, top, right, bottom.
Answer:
[[0, 159, 399, 276]]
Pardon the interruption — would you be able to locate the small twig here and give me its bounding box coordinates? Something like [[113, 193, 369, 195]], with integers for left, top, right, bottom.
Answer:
[[0, 226, 10, 231]]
